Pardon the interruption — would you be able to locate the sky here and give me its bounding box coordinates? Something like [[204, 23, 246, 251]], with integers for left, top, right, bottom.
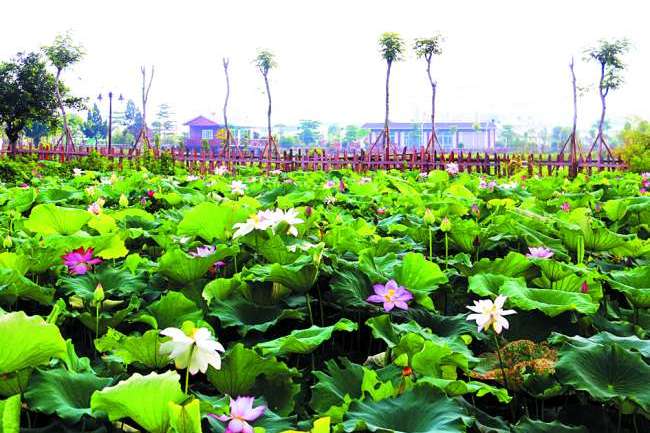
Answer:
[[1, 0, 649, 133]]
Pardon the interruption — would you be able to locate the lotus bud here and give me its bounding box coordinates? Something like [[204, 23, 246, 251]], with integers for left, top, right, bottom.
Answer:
[[580, 281, 589, 293], [2, 235, 12, 249], [440, 217, 452, 232], [377, 208, 386, 216], [93, 283, 105, 304], [305, 206, 313, 218], [119, 194, 129, 207], [423, 208, 435, 225], [471, 203, 480, 218]]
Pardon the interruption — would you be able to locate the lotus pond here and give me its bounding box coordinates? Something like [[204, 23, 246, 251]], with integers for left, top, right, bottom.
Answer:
[[1, 162, 650, 433]]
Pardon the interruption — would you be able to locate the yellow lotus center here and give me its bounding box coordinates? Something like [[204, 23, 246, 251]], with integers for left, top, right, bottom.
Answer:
[[384, 289, 396, 302]]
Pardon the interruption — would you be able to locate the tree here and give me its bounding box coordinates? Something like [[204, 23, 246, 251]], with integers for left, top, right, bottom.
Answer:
[[584, 38, 630, 161], [134, 66, 154, 149], [0, 52, 62, 156], [413, 33, 444, 152], [42, 32, 85, 151], [123, 99, 143, 138], [82, 103, 107, 144], [222, 57, 232, 151], [297, 120, 321, 146], [254, 49, 277, 157], [24, 121, 51, 145], [154, 103, 175, 145], [376, 32, 405, 153], [617, 118, 650, 172]]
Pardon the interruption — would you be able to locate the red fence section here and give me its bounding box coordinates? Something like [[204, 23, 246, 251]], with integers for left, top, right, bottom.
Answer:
[[1, 144, 626, 177]]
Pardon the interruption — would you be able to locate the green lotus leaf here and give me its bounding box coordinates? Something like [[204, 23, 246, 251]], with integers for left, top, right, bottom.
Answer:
[[206, 343, 300, 416], [177, 201, 252, 242], [513, 417, 587, 433], [94, 328, 170, 368], [472, 252, 531, 277], [202, 275, 247, 304], [207, 295, 304, 336], [243, 255, 318, 293], [24, 204, 91, 235], [2, 186, 36, 212], [468, 273, 522, 297], [310, 358, 365, 422], [449, 218, 480, 253], [277, 190, 316, 208], [0, 312, 67, 374], [0, 369, 31, 398], [24, 368, 112, 422], [90, 370, 186, 433], [59, 267, 147, 302], [0, 267, 53, 305], [0, 394, 20, 433], [417, 376, 510, 403], [78, 296, 140, 334], [556, 342, 650, 412], [342, 383, 467, 433], [137, 291, 203, 329], [358, 249, 400, 283], [608, 265, 650, 308], [602, 199, 628, 221], [559, 210, 628, 252], [256, 318, 358, 357], [168, 398, 202, 433], [158, 248, 221, 284], [393, 252, 448, 310], [330, 268, 373, 309], [549, 331, 650, 359]]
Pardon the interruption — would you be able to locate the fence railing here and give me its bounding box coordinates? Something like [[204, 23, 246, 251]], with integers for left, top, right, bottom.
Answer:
[[1, 144, 627, 177]]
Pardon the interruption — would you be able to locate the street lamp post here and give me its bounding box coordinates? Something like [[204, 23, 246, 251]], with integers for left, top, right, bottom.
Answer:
[[98, 91, 124, 152]]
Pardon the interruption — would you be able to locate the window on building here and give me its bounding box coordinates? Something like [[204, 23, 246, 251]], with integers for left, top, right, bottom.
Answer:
[[201, 129, 213, 140]]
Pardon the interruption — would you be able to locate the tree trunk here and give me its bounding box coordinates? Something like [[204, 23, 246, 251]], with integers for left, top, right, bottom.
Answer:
[[8, 133, 19, 158], [54, 69, 72, 151], [569, 58, 579, 178], [383, 60, 392, 150], [426, 56, 437, 151], [597, 62, 607, 162], [264, 73, 272, 154], [223, 58, 230, 149]]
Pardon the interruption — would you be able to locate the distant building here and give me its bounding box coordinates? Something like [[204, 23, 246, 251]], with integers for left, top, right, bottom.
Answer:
[[361, 121, 498, 151], [183, 116, 263, 151]]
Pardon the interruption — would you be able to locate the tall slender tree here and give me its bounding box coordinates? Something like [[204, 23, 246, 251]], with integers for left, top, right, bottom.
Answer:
[[254, 49, 277, 157], [413, 34, 443, 152], [222, 57, 232, 152], [584, 38, 630, 161], [133, 66, 154, 150], [42, 32, 85, 151], [376, 32, 405, 153]]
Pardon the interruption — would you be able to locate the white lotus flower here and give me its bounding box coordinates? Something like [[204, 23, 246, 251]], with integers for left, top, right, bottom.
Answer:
[[159, 327, 225, 375], [231, 180, 247, 195], [215, 166, 229, 176], [279, 208, 304, 237], [270, 169, 282, 175], [73, 168, 84, 177], [233, 209, 279, 238], [466, 295, 516, 334]]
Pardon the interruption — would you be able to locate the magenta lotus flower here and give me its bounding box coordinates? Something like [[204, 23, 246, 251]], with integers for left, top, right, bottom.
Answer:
[[581, 281, 589, 293], [561, 202, 571, 212], [209, 396, 266, 433], [526, 246, 554, 259], [367, 280, 413, 312], [62, 247, 102, 275]]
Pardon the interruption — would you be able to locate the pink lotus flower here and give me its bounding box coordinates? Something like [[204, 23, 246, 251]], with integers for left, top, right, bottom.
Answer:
[[62, 247, 102, 275], [147, 190, 155, 198], [324, 180, 336, 189], [471, 203, 480, 218], [376, 208, 386, 215], [367, 280, 413, 312], [526, 246, 554, 259], [210, 396, 266, 433], [561, 202, 571, 212], [190, 245, 216, 258], [581, 281, 589, 293], [446, 162, 459, 176]]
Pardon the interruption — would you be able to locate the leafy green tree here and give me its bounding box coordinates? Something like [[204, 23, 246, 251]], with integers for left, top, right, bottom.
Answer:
[[378, 32, 405, 150], [154, 103, 175, 145], [82, 104, 107, 144], [24, 121, 51, 145], [414, 34, 443, 151], [0, 52, 62, 156], [584, 38, 630, 159], [42, 32, 85, 150], [618, 119, 650, 172], [297, 120, 321, 146], [254, 49, 277, 155]]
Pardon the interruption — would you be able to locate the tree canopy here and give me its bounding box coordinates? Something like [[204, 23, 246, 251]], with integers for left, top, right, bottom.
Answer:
[[42, 32, 85, 74], [584, 39, 630, 95], [0, 52, 60, 151], [254, 49, 276, 77], [413, 34, 443, 62], [378, 32, 405, 64]]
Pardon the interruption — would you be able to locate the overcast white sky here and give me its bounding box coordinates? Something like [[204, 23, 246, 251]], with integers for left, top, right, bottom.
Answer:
[[1, 0, 648, 131]]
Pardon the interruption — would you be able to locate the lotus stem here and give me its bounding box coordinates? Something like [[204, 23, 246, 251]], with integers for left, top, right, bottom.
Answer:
[[305, 293, 314, 326], [428, 227, 433, 260], [493, 333, 516, 420], [444, 233, 449, 270]]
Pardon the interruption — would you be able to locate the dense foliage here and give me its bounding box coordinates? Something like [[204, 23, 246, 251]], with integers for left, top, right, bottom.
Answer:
[[0, 161, 649, 433]]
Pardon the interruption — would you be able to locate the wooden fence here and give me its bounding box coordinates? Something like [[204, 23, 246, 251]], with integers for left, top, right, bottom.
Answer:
[[1, 144, 627, 177]]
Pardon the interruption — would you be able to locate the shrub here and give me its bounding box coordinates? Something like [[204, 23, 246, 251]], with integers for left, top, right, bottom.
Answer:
[[617, 119, 650, 172]]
